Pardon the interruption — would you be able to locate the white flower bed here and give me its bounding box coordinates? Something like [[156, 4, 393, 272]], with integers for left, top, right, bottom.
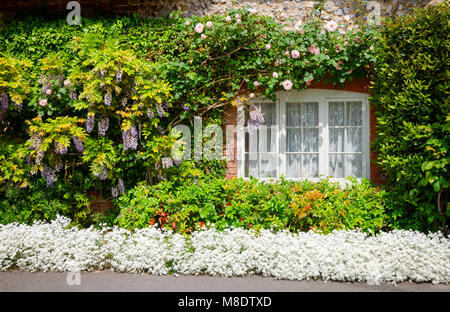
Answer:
[[1, 216, 449, 284]]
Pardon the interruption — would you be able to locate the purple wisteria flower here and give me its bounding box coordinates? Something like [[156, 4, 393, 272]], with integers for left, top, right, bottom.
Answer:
[[116, 70, 123, 83], [41, 166, 57, 187], [0, 92, 8, 110], [93, 163, 107, 181], [86, 113, 95, 133], [248, 105, 265, 130], [121, 97, 127, 107], [104, 92, 112, 106], [69, 90, 78, 100], [98, 116, 109, 137], [156, 102, 165, 118], [122, 126, 138, 151], [72, 136, 84, 153], [161, 157, 174, 169]]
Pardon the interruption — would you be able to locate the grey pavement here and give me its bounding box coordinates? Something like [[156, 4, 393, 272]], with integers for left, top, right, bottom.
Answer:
[[0, 270, 449, 292]]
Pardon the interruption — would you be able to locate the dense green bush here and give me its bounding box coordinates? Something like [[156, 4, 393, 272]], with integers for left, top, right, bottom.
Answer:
[[0, 7, 378, 229], [115, 177, 388, 234], [371, 3, 449, 234]]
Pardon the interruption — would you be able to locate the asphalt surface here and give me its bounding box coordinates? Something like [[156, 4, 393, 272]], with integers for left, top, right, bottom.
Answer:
[[1, 271, 449, 292]]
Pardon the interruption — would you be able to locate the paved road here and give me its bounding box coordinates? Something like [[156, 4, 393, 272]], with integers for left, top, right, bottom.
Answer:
[[0, 271, 449, 292]]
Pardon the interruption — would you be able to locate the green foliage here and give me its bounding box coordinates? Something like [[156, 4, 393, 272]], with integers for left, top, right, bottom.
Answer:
[[371, 3, 450, 233], [115, 177, 388, 235]]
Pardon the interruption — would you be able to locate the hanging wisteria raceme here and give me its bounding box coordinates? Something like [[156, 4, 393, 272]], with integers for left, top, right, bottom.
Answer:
[[14, 100, 23, 112], [86, 113, 95, 133], [92, 163, 107, 181], [104, 92, 112, 106], [116, 70, 123, 83], [120, 97, 127, 107], [112, 179, 125, 198], [72, 136, 84, 153], [55, 160, 63, 173], [98, 116, 109, 137], [122, 126, 138, 151], [41, 166, 57, 187], [69, 90, 78, 100], [0, 92, 8, 110], [248, 105, 265, 130], [147, 109, 155, 119], [156, 102, 165, 118], [161, 157, 174, 169], [54, 142, 67, 155]]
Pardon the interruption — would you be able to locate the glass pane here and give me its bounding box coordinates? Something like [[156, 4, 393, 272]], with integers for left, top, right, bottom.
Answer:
[[286, 154, 301, 178], [260, 103, 276, 125], [329, 128, 344, 152], [329, 154, 344, 178], [303, 154, 319, 178], [260, 154, 277, 178], [245, 154, 258, 177], [329, 102, 344, 126], [346, 154, 362, 177], [286, 103, 302, 127], [346, 128, 362, 152], [287, 128, 301, 152], [302, 128, 318, 152], [347, 101, 362, 126], [258, 125, 277, 153], [303, 102, 318, 126], [247, 129, 259, 154]]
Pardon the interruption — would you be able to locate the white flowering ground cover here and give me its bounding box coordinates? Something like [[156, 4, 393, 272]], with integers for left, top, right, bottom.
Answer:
[[1, 216, 449, 285]]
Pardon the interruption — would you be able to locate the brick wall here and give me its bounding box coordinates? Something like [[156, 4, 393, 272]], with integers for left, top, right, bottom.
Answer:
[[222, 79, 387, 184]]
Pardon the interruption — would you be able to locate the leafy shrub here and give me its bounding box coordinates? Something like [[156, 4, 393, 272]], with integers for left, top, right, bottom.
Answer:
[[115, 177, 388, 234], [371, 3, 449, 234]]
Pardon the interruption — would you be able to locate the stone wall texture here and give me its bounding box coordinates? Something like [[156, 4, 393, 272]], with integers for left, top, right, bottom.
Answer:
[[0, 1, 446, 28]]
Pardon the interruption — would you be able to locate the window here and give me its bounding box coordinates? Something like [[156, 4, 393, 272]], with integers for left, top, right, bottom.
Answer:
[[237, 89, 370, 181]]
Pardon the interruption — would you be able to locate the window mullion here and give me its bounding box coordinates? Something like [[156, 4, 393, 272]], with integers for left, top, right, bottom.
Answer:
[[319, 97, 327, 178], [279, 94, 286, 178]]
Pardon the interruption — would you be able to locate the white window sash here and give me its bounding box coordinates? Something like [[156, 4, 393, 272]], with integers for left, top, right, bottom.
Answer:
[[237, 90, 370, 182]]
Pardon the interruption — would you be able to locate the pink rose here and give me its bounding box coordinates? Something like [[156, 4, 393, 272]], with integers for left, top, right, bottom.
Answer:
[[291, 50, 300, 59], [336, 61, 343, 71], [344, 41, 349, 46], [201, 34, 206, 39], [266, 44, 271, 50], [206, 21, 213, 28], [225, 16, 231, 23], [195, 23, 204, 33], [39, 99, 47, 106], [185, 20, 190, 26], [299, 29, 304, 34], [282, 80, 293, 91], [308, 45, 320, 55], [272, 72, 278, 79], [235, 14, 240, 19], [253, 81, 259, 87], [284, 50, 290, 56], [324, 21, 338, 32], [370, 45, 374, 51], [46, 89, 52, 95], [348, 70, 352, 74]]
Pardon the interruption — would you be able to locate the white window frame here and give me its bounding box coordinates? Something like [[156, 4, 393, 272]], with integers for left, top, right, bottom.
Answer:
[[237, 89, 370, 183]]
